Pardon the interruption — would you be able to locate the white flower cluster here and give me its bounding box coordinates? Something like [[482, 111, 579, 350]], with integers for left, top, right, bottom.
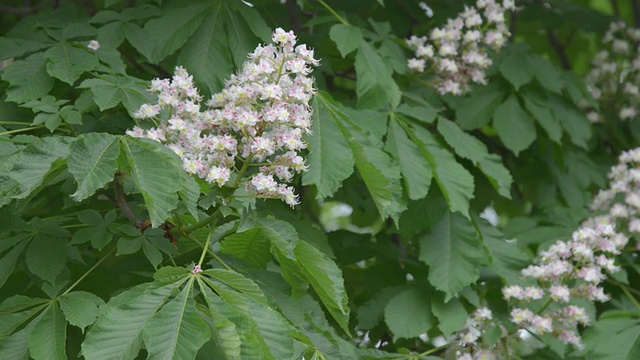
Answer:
[[591, 148, 640, 242], [504, 223, 625, 350], [584, 21, 640, 122], [126, 28, 318, 207], [406, 0, 515, 95]]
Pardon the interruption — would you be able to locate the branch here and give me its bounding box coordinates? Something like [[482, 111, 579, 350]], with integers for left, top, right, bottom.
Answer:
[[546, 29, 572, 71], [113, 176, 143, 228]]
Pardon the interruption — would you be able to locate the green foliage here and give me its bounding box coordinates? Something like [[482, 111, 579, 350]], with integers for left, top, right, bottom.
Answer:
[[0, 0, 634, 358]]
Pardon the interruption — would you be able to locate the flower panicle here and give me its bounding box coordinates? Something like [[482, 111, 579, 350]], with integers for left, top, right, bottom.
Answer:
[[406, 0, 516, 96], [126, 28, 319, 207]]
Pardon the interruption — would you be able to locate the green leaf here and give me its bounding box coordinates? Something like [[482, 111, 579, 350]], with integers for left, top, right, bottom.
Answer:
[[142, 3, 211, 63], [28, 302, 66, 360], [59, 291, 105, 333], [437, 118, 512, 198], [82, 281, 184, 360], [419, 212, 489, 300], [528, 55, 563, 93], [411, 126, 475, 218], [455, 86, 506, 130], [198, 282, 263, 359], [203, 269, 267, 305], [477, 218, 530, 283], [355, 42, 400, 109], [493, 95, 537, 156], [212, 281, 295, 360], [120, 137, 183, 227], [499, 48, 534, 90], [142, 239, 163, 269], [116, 236, 143, 256], [220, 228, 271, 268], [386, 118, 432, 200], [302, 93, 355, 198], [396, 104, 437, 124], [79, 74, 152, 114], [44, 43, 98, 84], [431, 295, 467, 337], [25, 235, 67, 284], [256, 218, 298, 260], [550, 96, 591, 148], [357, 286, 409, 330], [68, 133, 120, 201], [521, 89, 562, 143], [2, 52, 54, 103], [584, 317, 640, 360], [384, 287, 434, 341], [143, 279, 210, 360], [177, 4, 231, 96], [0, 241, 29, 289], [294, 240, 350, 335], [0, 310, 44, 360], [5, 136, 71, 200], [329, 24, 363, 57]]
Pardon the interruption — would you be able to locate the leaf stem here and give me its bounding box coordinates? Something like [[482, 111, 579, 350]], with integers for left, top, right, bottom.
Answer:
[[420, 343, 449, 356], [0, 121, 33, 125], [316, 0, 350, 26], [619, 282, 640, 311], [0, 125, 45, 136], [61, 246, 116, 297], [183, 231, 232, 270], [178, 208, 222, 235]]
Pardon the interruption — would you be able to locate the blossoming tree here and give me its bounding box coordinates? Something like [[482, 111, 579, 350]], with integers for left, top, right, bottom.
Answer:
[[1, 0, 640, 359]]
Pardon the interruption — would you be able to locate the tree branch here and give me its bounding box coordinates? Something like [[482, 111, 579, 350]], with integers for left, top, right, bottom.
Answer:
[[113, 176, 143, 228]]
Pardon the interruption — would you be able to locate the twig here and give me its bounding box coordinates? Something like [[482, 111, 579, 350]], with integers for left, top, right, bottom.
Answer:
[[113, 175, 143, 228]]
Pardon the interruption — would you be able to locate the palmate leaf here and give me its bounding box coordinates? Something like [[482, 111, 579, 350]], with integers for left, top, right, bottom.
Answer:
[[142, 278, 210, 360], [204, 269, 268, 305], [78, 74, 152, 114], [6, 136, 71, 200], [1, 52, 55, 103], [355, 42, 400, 109], [302, 93, 355, 198], [256, 218, 298, 259], [68, 133, 120, 202], [584, 314, 640, 359], [28, 301, 66, 360], [198, 282, 258, 359], [203, 278, 295, 360], [385, 118, 432, 200], [59, 291, 105, 333], [0, 311, 45, 360], [82, 281, 185, 360], [493, 95, 537, 156], [329, 24, 363, 57], [0, 241, 29, 289], [44, 43, 98, 85], [119, 137, 183, 227], [294, 240, 350, 335], [326, 105, 405, 222], [437, 118, 512, 198], [177, 4, 232, 96], [220, 227, 271, 268], [411, 125, 475, 218], [384, 287, 434, 341], [419, 211, 490, 300], [430, 294, 467, 337], [25, 233, 68, 284]]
